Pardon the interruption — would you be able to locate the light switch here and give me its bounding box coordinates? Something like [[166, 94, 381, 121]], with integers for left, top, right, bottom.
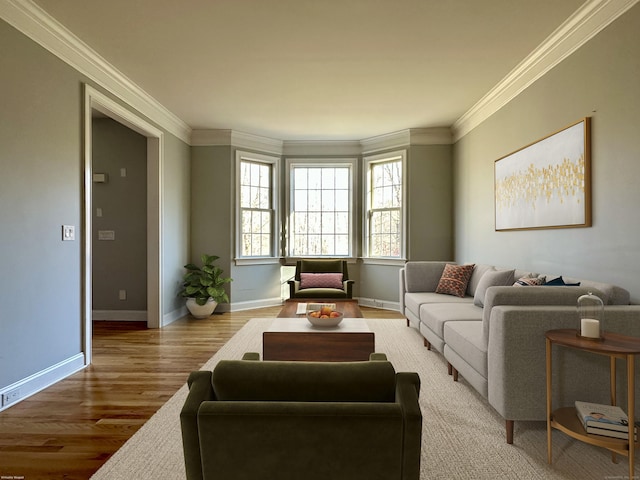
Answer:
[[62, 225, 75, 241], [96, 208, 103, 217], [120, 168, 127, 177]]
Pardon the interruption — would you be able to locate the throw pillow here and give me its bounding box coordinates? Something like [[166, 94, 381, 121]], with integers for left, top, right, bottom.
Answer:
[[544, 276, 581, 286], [473, 269, 516, 307], [299, 273, 344, 290], [435, 264, 475, 298], [513, 275, 546, 286]]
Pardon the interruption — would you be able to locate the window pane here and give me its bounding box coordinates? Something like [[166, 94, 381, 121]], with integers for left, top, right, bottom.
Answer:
[[238, 158, 274, 257], [368, 157, 403, 258], [289, 164, 352, 257]]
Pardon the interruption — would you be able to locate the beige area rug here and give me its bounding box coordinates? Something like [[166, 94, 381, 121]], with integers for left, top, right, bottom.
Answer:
[[91, 318, 627, 479]]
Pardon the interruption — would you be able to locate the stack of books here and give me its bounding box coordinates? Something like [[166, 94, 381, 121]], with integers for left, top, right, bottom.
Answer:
[[575, 401, 638, 440]]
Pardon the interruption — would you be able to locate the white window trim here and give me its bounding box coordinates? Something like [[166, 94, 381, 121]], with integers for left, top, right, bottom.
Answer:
[[363, 149, 407, 261], [234, 150, 280, 264], [284, 157, 358, 260]]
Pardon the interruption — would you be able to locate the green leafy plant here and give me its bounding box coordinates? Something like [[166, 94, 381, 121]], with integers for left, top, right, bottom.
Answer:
[[179, 254, 232, 305]]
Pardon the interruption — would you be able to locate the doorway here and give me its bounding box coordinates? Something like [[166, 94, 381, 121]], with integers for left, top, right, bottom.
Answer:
[[83, 85, 164, 366]]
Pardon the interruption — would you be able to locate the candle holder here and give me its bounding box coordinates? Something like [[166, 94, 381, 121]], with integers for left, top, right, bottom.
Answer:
[[577, 292, 604, 340]]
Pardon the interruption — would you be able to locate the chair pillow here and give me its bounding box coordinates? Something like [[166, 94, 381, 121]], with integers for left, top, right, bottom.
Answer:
[[435, 264, 475, 298], [513, 275, 546, 286], [300, 273, 344, 289], [473, 269, 515, 307]]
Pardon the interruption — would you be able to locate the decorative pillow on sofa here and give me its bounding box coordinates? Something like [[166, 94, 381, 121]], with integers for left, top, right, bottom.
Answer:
[[473, 269, 516, 307], [514, 275, 546, 286], [544, 276, 581, 286], [435, 264, 475, 298], [299, 273, 344, 290]]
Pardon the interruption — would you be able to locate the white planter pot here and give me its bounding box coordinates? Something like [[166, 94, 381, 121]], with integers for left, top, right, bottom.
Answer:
[[186, 298, 218, 319]]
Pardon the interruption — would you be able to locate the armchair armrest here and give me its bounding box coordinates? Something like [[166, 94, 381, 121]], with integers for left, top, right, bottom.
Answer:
[[395, 372, 422, 480], [288, 279, 300, 298], [180, 371, 214, 480], [344, 279, 354, 298]]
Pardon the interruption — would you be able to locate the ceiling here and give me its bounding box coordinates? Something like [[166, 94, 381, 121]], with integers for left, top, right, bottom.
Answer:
[[32, 0, 586, 141]]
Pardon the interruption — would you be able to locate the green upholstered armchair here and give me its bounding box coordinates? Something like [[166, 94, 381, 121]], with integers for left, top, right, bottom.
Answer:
[[287, 259, 354, 299], [180, 353, 422, 480]]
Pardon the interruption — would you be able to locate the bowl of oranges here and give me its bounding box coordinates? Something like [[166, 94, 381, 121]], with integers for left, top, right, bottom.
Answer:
[[306, 303, 343, 327]]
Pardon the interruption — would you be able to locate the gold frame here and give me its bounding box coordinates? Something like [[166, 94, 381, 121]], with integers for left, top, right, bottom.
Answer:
[[494, 117, 591, 231]]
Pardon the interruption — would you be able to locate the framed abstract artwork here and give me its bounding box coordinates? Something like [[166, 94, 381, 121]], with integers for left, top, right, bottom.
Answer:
[[494, 117, 591, 231]]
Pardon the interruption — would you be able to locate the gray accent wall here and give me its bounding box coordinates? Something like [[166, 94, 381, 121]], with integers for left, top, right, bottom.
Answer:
[[0, 18, 190, 397], [453, 4, 640, 303]]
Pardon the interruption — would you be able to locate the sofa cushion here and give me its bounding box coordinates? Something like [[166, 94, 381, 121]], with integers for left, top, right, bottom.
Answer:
[[405, 292, 473, 319], [300, 273, 343, 289], [473, 269, 515, 307], [443, 321, 488, 379], [404, 261, 449, 293], [420, 303, 483, 339], [436, 264, 475, 297], [466, 264, 494, 296]]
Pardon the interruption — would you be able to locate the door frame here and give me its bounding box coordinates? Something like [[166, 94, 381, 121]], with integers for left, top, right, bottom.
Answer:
[[83, 84, 164, 365]]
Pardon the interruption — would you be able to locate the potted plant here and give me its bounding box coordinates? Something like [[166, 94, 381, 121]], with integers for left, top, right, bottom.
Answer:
[[179, 254, 232, 318]]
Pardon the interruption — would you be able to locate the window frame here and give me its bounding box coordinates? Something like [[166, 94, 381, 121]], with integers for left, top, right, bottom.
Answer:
[[284, 157, 358, 262], [363, 149, 407, 264], [234, 150, 280, 265]]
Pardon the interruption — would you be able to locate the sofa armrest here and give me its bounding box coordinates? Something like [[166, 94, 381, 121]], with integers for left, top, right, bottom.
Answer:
[[180, 371, 214, 480], [487, 305, 640, 422], [395, 372, 422, 480], [482, 286, 604, 340], [403, 261, 450, 293]]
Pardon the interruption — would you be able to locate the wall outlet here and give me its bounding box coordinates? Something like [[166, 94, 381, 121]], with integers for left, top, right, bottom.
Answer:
[[2, 388, 20, 407], [119, 289, 127, 300]]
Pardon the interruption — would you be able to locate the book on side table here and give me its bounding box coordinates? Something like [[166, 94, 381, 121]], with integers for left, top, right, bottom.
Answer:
[[575, 401, 639, 440]]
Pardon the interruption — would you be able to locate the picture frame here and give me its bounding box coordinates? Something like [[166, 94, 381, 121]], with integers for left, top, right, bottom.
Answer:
[[494, 117, 591, 231]]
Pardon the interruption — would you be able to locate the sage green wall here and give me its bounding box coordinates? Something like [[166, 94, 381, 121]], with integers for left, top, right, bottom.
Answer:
[[453, 4, 640, 303], [92, 118, 147, 311]]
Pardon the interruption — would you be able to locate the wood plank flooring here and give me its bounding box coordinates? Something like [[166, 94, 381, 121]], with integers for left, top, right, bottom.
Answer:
[[0, 305, 403, 480]]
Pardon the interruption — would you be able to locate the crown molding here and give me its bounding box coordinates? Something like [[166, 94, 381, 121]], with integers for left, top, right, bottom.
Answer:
[[0, 0, 192, 144], [191, 129, 284, 154], [282, 140, 362, 157], [452, 0, 640, 142]]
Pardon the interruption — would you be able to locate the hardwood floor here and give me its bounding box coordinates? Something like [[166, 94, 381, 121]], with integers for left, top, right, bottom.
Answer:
[[0, 305, 403, 480]]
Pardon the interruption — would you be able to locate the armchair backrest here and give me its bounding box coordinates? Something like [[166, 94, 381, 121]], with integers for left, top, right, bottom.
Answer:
[[295, 259, 349, 281], [212, 359, 396, 402]]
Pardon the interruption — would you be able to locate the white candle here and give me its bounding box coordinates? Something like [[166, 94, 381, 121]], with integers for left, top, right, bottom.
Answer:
[[581, 318, 600, 338]]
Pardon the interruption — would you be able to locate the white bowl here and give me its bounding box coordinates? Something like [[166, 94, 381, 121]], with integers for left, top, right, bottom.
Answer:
[[306, 311, 344, 327]]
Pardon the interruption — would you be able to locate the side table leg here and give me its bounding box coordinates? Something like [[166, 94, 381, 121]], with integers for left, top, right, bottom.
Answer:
[[546, 338, 553, 464], [628, 354, 635, 480]]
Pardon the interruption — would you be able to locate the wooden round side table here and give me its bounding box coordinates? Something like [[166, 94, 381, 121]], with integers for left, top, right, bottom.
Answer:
[[545, 328, 640, 479]]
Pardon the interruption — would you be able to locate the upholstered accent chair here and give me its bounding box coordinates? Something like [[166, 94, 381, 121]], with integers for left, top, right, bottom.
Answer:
[[180, 353, 422, 480], [287, 259, 354, 298]]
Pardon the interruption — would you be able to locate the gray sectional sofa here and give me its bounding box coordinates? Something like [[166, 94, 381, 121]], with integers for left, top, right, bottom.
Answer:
[[399, 261, 640, 443]]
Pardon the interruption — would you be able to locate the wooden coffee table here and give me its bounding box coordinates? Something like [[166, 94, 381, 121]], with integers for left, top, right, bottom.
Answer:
[[263, 317, 374, 362], [278, 299, 363, 318]]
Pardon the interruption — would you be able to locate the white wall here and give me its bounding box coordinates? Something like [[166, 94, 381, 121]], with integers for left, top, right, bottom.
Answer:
[[453, 4, 640, 303]]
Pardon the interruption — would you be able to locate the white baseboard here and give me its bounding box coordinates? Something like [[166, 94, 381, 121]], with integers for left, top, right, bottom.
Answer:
[[92, 310, 147, 321], [163, 306, 187, 326], [357, 297, 401, 312], [0, 353, 86, 412], [230, 297, 283, 312]]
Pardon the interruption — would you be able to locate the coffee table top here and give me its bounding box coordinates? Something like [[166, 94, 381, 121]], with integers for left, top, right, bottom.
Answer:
[[267, 317, 370, 333]]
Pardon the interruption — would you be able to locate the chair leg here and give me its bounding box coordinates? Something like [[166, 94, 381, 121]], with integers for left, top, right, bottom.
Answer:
[[406, 318, 409, 327], [506, 420, 514, 444]]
